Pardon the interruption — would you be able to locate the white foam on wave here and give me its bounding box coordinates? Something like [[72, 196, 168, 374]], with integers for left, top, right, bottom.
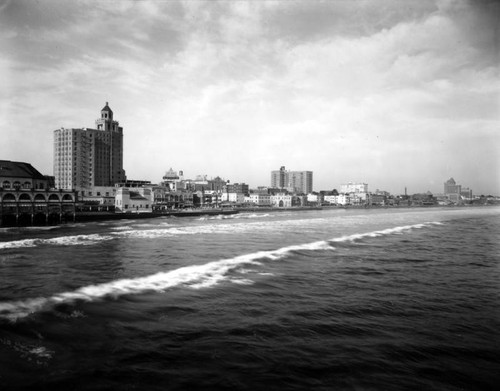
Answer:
[[330, 221, 442, 243], [115, 223, 251, 239], [112, 226, 134, 231], [0, 220, 443, 322], [0, 239, 39, 249], [0, 233, 115, 250], [229, 278, 255, 285], [21, 226, 61, 231], [44, 234, 114, 246], [199, 213, 272, 221]]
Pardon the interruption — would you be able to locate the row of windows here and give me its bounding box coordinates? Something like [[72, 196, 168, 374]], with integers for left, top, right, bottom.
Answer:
[[2, 181, 34, 189]]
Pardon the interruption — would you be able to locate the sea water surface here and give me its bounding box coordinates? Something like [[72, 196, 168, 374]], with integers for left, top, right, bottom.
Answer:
[[0, 207, 499, 390]]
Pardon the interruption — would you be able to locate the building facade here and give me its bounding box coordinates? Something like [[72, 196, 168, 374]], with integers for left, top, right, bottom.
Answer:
[[444, 178, 472, 203], [340, 182, 368, 194], [225, 183, 249, 195], [53, 102, 126, 190], [115, 187, 153, 212], [0, 160, 76, 226], [271, 166, 287, 189], [270, 166, 313, 194]]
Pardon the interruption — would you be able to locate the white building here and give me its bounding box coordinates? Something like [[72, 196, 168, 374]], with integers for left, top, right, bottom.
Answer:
[[307, 193, 320, 203], [162, 168, 182, 192], [115, 187, 153, 212], [323, 194, 350, 205], [79, 186, 116, 206], [271, 193, 292, 208], [246, 193, 272, 206], [340, 182, 368, 194], [221, 193, 245, 204]]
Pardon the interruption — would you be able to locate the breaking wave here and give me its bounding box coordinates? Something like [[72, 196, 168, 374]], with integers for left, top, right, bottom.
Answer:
[[0, 221, 442, 322], [0, 234, 114, 249], [197, 212, 273, 221], [330, 222, 443, 243]]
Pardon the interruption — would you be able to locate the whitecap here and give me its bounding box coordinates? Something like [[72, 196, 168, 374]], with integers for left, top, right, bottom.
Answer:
[[0, 220, 443, 321]]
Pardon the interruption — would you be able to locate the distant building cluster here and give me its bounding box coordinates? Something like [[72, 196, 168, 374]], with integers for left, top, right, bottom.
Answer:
[[1, 102, 495, 226]]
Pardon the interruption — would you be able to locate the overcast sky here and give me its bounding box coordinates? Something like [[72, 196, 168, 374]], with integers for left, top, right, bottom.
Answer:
[[1, 0, 499, 194]]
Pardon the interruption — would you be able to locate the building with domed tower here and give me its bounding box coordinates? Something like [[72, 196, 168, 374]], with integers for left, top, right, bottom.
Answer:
[[53, 102, 127, 192]]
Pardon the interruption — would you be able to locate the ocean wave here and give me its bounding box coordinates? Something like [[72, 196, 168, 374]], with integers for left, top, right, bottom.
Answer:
[[198, 212, 272, 221], [0, 234, 114, 250], [0, 221, 442, 322], [0, 239, 39, 249], [330, 221, 442, 243]]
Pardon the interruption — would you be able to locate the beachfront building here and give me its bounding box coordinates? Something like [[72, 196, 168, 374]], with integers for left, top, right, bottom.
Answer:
[[307, 193, 321, 205], [220, 192, 245, 204], [444, 178, 472, 203], [323, 194, 350, 205], [225, 183, 249, 195], [271, 166, 313, 194], [340, 182, 368, 194], [0, 160, 76, 226], [245, 193, 272, 206], [78, 186, 117, 209], [270, 193, 292, 208], [162, 168, 182, 191], [115, 187, 153, 212], [53, 102, 126, 191]]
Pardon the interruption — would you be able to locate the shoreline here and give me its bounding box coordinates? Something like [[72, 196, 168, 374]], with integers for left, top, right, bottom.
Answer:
[[1, 203, 497, 227]]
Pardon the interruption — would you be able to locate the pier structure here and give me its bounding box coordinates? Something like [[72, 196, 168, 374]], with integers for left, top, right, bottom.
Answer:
[[0, 188, 77, 227]]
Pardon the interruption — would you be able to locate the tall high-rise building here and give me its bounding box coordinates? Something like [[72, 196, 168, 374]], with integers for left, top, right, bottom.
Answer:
[[270, 166, 313, 194], [287, 171, 313, 194], [271, 166, 287, 189], [53, 103, 126, 190]]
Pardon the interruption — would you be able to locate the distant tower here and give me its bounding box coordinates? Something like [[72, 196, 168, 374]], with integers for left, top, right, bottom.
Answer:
[[95, 102, 117, 131]]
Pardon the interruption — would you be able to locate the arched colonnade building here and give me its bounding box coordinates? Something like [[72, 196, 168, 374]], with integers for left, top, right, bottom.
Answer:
[[0, 160, 76, 226], [0, 189, 77, 227]]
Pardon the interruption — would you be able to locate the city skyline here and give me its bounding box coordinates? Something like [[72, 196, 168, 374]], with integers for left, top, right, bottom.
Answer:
[[1, 0, 499, 195]]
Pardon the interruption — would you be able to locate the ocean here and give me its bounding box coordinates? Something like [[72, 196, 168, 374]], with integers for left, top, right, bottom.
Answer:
[[0, 207, 499, 390]]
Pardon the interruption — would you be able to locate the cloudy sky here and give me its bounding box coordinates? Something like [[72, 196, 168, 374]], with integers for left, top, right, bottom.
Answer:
[[1, 0, 499, 194]]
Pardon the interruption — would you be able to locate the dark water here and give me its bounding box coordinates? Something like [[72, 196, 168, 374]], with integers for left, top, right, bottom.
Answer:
[[1, 207, 499, 390]]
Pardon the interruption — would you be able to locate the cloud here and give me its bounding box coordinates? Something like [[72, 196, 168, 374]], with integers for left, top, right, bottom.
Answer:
[[0, 0, 498, 195]]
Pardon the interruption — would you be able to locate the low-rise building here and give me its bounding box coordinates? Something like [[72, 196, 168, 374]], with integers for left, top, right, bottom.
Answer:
[[221, 192, 245, 204], [246, 193, 271, 206], [340, 182, 368, 194], [271, 193, 292, 208], [115, 187, 153, 212]]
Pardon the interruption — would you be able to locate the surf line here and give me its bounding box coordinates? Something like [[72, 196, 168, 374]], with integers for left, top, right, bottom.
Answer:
[[0, 221, 441, 322]]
